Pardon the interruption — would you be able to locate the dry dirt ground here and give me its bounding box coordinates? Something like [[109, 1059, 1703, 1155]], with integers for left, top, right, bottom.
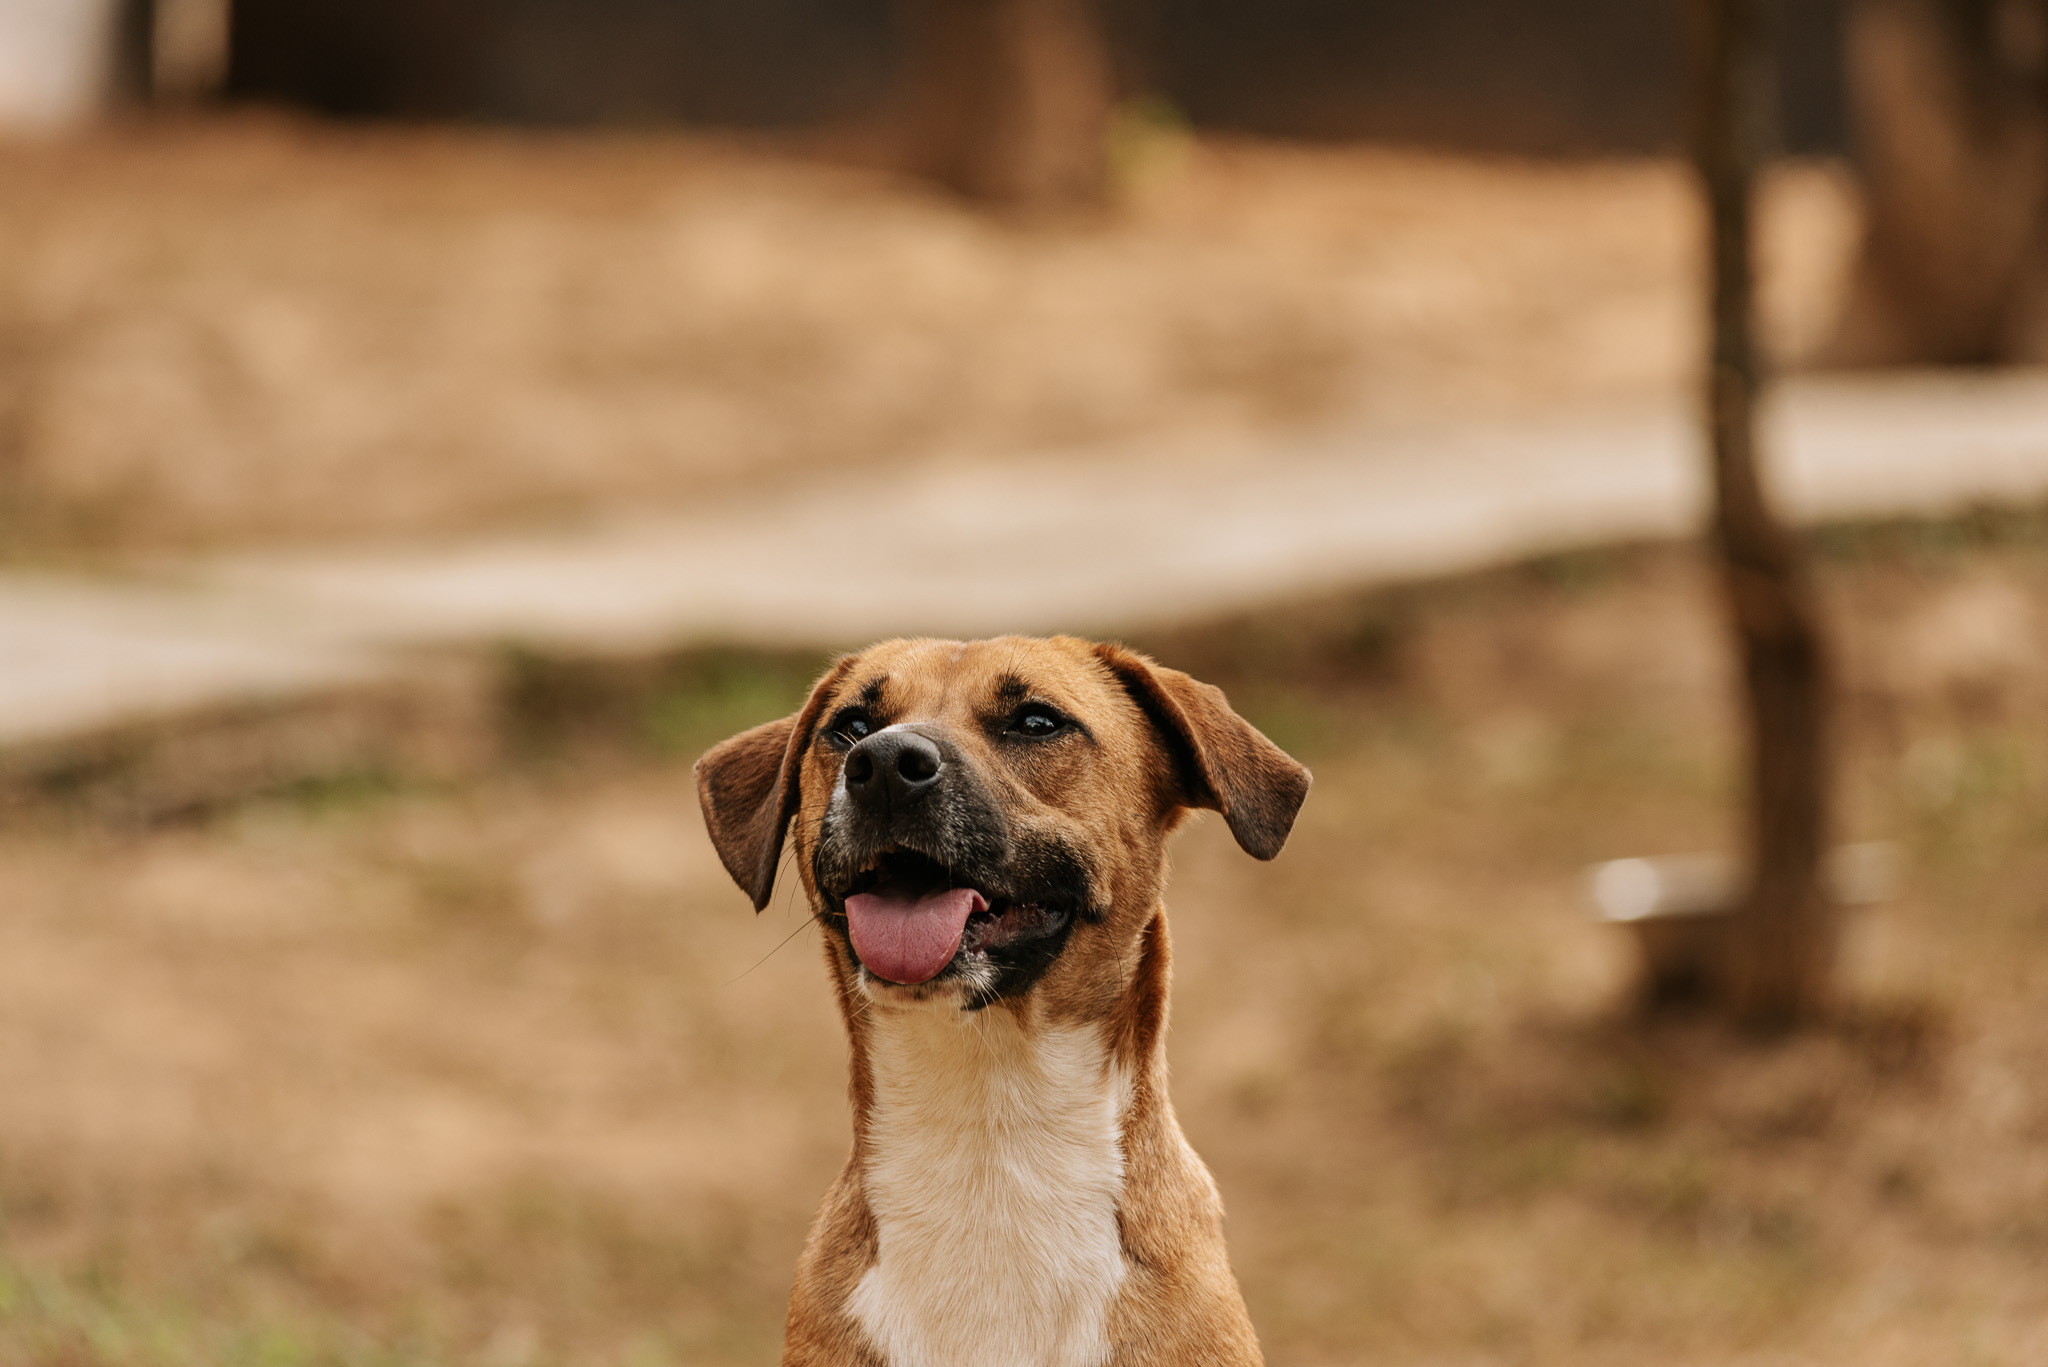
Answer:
[[2, 515, 2046, 1367], [0, 115, 1855, 554]]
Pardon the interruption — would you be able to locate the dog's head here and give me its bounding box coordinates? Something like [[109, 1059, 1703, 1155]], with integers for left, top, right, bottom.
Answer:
[[695, 636, 1310, 1010]]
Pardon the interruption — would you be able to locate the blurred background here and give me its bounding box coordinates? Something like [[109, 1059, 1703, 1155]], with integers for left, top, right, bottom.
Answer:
[[3, 1, 2048, 1364]]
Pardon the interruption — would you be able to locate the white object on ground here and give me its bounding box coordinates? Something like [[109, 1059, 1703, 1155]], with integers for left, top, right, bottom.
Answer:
[[1589, 842, 1901, 923]]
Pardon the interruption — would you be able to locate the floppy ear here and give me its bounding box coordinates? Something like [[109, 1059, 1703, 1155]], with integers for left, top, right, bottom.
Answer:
[[1095, 643, 1312, 860], [694, 657, 855, 911]]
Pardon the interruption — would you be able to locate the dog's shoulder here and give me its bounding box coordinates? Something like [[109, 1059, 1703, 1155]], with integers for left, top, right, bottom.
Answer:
[[784, 1156, 885, 1367]]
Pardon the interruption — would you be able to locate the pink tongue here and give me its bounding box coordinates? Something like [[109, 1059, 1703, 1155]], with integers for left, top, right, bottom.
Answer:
[[845, 887, 986, 985]]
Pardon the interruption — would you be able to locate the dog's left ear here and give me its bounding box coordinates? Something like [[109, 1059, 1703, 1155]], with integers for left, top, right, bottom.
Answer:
[[695, 656, 856, 911], [1095, 643, 1312, 860]]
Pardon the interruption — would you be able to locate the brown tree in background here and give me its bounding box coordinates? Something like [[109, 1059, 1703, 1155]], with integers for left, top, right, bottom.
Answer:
[[1827, 0, 2048, 363], [1691, 0, 1837, 1027], [895, 0, 1118, 208]]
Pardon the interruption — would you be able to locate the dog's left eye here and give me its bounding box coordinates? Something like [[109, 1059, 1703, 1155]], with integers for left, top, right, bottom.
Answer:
[[1011, 705, 1067, 738], [828, 710, 873, 746]]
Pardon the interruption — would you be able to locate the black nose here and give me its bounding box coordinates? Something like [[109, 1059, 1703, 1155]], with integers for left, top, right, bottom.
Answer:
[[844, 730, 944, 815]]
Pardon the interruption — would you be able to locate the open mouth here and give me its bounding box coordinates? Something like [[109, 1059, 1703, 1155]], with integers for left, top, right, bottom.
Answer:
[[832, 848, 1065, 987]]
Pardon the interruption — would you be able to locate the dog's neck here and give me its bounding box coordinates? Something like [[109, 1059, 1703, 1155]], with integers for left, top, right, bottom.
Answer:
[[842, 979, 1153, 1367]]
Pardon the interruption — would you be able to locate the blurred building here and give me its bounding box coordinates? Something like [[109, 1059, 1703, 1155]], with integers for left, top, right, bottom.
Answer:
[[0, 0, 225, 128], [227, 0, 894, 129], [224, 0, 1850, 154], [0, 0, 124, 128], [1159, 0, 1848, 154], [3, 0, 1848, 154]]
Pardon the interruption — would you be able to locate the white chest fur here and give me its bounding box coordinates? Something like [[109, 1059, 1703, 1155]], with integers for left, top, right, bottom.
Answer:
[[847, 1005, 1129, 1367]]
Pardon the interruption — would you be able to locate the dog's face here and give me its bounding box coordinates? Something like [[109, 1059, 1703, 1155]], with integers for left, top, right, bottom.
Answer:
[[696, 636, 1310, 1014]]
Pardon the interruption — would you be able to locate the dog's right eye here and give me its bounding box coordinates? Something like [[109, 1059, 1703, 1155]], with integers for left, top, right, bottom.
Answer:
[[829, 711, 873, 747]]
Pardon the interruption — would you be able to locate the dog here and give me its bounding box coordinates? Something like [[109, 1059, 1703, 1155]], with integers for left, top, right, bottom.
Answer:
[[695, 635, 1311, 1367]]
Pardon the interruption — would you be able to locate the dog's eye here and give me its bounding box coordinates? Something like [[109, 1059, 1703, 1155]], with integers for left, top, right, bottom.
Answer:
[[1011, 705, 1066, 738], [831, 711, 873, 746]]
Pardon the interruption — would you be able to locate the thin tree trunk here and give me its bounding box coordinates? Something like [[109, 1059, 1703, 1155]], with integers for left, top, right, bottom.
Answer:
[[109, 0, 159, 105], [1690, 0, 1837, 1028], [895, 0, 1117, 208]]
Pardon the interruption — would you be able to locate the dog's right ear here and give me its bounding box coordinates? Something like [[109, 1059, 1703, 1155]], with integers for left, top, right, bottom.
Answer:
[[694, 657, 855, 912]]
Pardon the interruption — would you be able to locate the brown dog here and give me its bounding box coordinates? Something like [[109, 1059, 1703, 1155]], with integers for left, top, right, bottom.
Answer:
[[695, 636, 1310, 1366]]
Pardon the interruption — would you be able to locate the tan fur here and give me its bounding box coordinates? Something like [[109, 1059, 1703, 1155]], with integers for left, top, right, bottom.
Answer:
[[696, 637, 1309, 1366]]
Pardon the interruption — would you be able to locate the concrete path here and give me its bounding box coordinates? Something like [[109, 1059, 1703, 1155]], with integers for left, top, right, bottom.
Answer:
[[6, 369, 2048, 781], [0, 577, 390, 748]]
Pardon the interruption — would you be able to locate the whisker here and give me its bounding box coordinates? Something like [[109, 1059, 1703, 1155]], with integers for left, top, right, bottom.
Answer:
[[724, 915, 817, 987]]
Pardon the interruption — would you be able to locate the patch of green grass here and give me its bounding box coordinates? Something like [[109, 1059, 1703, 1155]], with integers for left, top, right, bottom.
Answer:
[[498, 644, 829, 763], [245, 767, 412, 820], [1900, 724, 2048, 874], [1223, 685, 1356, 763], [1811, 500, 2048, 566], [1519, 543, 1636, 594], [640, 650, 831, 760], [0, 1261, 424, 1367], [0, 1247, 774, 1367]]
